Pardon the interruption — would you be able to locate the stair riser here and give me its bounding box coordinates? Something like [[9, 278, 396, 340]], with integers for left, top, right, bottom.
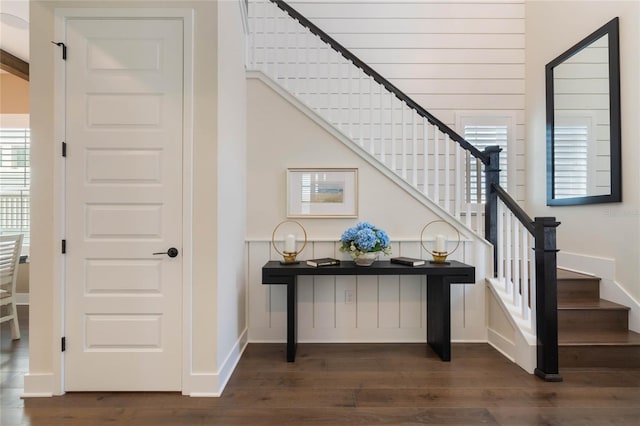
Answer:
[[557, 279, 600, 304], [560, 345, 640, 368], [558, 309, 629, 333]]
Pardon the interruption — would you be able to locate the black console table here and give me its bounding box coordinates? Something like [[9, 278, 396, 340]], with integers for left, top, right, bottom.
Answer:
[[262, 260, 475, 362]]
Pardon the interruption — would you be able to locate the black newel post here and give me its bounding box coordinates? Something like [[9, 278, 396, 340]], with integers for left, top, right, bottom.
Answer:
[[483, 146, 501, 277], [533, 216, 563, 382]]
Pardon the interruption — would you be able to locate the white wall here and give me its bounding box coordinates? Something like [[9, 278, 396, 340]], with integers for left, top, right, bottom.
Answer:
[[285, 0, 527, 202], [215, 0, 248, 390], [525, 1, 640, 301], [246, 76, 490, 343], [27, 0, 246, 396]]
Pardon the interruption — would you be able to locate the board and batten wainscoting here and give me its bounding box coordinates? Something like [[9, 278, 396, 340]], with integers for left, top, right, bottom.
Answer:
[[246, 239, 489, 344]]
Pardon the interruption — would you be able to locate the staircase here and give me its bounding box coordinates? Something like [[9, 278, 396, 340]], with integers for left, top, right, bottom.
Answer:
[[248, 0, 563, 379], [557, 268, 640, 368]]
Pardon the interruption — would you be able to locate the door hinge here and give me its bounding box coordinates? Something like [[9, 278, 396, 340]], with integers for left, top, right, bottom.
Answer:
[[62, 142, 67, 157], [62, 239, 66, 254], [51, 41, 67, 60], [61, 337, 66, 352]]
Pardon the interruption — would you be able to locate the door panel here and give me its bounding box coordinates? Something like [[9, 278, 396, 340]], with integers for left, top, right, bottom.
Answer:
[[64, 18, 183, 391]]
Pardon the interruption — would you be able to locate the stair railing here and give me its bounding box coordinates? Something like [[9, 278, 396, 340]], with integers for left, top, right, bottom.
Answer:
[[485, 149, 561, 381], [248, 0, 487, 234], [248, 0, 560, 380]]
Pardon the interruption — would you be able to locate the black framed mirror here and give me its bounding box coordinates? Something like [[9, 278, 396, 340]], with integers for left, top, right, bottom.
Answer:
[[546, 17, 621, 206]]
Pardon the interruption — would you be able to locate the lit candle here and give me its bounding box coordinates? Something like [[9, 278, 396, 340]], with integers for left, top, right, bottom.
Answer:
[[436, 234, 446, 252], [285, 234, 296, 253]]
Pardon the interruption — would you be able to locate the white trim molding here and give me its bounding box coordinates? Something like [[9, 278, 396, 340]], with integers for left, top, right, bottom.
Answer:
[[187, 329, 248, 397]]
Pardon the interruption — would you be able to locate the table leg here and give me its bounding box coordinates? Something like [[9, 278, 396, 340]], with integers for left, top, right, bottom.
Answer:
[[286, 278, 297, 362], [426, 275, 451, 361]]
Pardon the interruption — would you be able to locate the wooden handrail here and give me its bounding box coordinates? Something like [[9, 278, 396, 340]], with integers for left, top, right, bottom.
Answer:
[[493, 183, 535, 234], [270, 0, 487, 163]]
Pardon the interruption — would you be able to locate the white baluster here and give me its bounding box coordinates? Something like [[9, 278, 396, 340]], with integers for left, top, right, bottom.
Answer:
[[401, 103, 407, 179], [513, 217, 520, 307], [314, 38, 321, 110], [476, 157, 483, 234], [433, 127, 439, 204], [262, 2, 270, 74], [465, 151, 472, 229], [530, 234, 537, 332], [497, 201, 504, 285], [379, 85, 385, 165], [326, 48, 332, 123], [444, 134, 450, 213], [359, 74, 364, 147], [283, 18, 289, 90], [455, 145, 461, 219], [369, 78, 375, 155], [521, 225, 529, 320], [304, 32, 310, 105], [506, 210, 513, 297], [423, 117, 429, 197], [273, 9, 279, 81], [347, 62, 352, 138], [390, 94, 396, 172], [412, 112, 417, 187], [336, 58, 342, 130], [249, 1, 255, 69], [293, 23, 299, 97]]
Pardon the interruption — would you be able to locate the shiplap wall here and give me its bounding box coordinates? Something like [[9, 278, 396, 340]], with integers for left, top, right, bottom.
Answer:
[[282, 0, 526, 202], [247, 239, 488, 343]]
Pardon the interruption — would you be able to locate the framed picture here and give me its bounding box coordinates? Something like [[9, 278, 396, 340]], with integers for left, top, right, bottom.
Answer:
[[287, 168, 358, 218]]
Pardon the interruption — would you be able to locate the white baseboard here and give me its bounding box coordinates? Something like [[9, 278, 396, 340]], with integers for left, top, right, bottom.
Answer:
[[216, 328, 248, 395], [487, 328, 516, 363], [185, 328, 248, 397], [559, 251, 640, 332], [23, 373, 56, 397], [15, 293, 29, 305]]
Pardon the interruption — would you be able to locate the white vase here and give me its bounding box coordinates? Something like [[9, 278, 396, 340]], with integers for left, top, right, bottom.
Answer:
[[353, 252, 378, 266]]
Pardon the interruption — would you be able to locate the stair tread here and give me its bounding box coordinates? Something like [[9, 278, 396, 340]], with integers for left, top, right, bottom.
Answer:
[[559, 329, 640, 346], [557, 268, 600, 282], [558, 298, 630, 310]]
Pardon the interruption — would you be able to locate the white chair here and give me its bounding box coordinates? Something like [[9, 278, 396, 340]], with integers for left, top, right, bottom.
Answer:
[[0, 234, 23, 339]]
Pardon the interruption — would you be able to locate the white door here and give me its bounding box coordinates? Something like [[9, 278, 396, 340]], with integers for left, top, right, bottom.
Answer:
[[64, 18, 184, 391]]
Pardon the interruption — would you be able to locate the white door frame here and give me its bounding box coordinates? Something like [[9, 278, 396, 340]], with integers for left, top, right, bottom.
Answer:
[[52, 7, 194, 395]]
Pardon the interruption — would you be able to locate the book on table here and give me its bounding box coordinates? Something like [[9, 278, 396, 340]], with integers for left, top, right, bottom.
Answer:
[[306, 258, 341, 267], [390, 256, 426, 266]]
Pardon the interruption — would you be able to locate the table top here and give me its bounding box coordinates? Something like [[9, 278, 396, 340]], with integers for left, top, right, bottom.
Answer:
[[262, 260, 475, 282]]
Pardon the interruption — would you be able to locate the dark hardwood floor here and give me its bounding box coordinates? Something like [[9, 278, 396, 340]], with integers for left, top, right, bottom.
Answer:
[[3, 305, 640, 425]]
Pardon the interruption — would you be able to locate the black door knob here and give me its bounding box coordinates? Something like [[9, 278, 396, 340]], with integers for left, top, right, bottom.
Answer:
[[153, 247, 179, 258]]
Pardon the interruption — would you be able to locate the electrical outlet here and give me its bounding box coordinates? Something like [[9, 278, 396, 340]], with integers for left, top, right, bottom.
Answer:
[[345, 289, 354, 304]]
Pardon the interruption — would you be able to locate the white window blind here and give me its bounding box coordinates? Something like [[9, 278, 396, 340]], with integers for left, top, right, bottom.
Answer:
[[553, 114, 595, 199], [0, 127, 30, 246], [456, 113, 514, 204], [553, 125, 589, 198]]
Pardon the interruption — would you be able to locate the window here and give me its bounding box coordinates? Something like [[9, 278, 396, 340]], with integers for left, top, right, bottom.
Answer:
[[456, 113, 516, 203], [0, 115, 30, 248], [553, 114, 596, 199]]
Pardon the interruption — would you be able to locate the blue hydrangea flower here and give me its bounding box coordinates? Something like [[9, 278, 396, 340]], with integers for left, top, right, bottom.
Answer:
[[376, 230, 390, 247], [340, 227, 358, 243], [339, 222, 392, 257], [356, 222, 374, 231], [354, 228, 377, 251]]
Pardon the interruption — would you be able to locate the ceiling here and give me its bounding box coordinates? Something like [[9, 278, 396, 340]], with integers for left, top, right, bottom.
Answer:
[[1, 1, 29, 62]]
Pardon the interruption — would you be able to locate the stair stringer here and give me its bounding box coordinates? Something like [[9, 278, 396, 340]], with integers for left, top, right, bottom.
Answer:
[[248, 70, 488, 244], [486, 277, 536, 373]]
